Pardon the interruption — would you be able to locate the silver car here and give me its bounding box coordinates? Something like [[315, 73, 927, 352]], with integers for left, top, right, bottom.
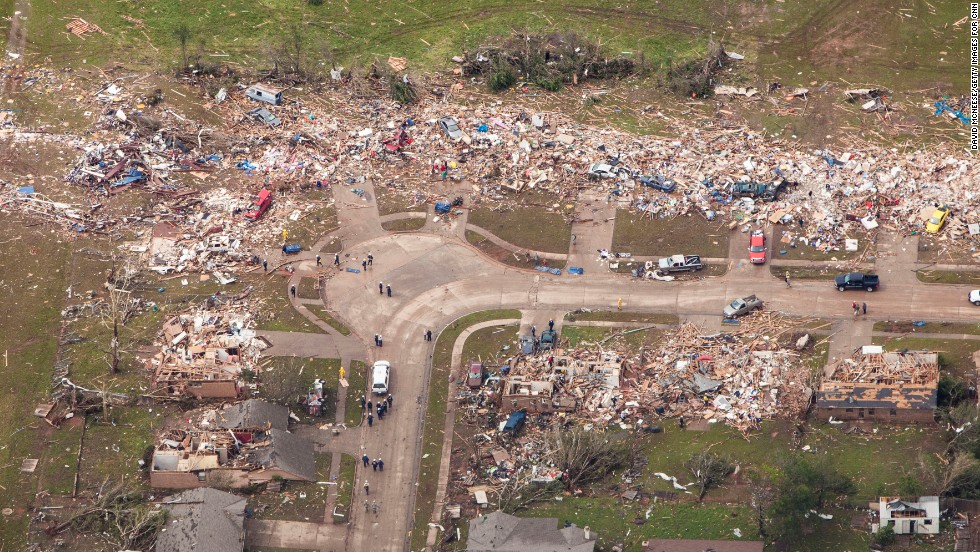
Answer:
[[438, 117, 462, 141]]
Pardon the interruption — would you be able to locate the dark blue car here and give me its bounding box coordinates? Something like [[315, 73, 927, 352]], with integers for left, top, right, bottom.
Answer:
[[638, 175, 676, 193]]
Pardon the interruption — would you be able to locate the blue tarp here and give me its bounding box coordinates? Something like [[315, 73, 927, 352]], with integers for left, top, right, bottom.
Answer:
[[282, 244, 302, 254], [434, 201, 451, 213], [17, 186, 34, 195], [117, 168, 146, 186], [236, 160, 257, 170], [567, 267, 584, 275], [345, 267, 361, 273], [534, 265, 561, 275]]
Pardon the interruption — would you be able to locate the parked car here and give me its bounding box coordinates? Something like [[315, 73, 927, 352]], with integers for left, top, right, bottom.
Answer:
[[587, 163, 618, 180], [502, 411, 527, 435], [834, 272, 880, 292], [638, 174, 676, 193], [731, 180, 787, 202], [723, 294, 764, 318], [520, 335, 538, 355], [247, 107, 281, 127], [539, 329, 557, 351], [371, 361, 391, 394], [970, 290, 980, 306], [437, 117, 462, 141], [466, 361, 484, 389], [925, 206, 950, 233], [244, 188, 272, 220], [748, 230, 767, 264]]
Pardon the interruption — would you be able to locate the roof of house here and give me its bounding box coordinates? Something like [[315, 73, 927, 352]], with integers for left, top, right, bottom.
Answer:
[[154, 488, 246, 552], [815, 382, 937, 410], [245, 429, 315, 481], [642, 539, 765, 552], [881, 496, 940, 518], [467, 511, 596, 552], [218, 399, 288, 431]]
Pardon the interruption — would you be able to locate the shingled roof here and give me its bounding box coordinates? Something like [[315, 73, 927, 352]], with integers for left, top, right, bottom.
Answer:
[[245, 429, 315, 481], [218, 399, 289, 431], [467, 511, 596, 552], [155, 488, 246, 552]]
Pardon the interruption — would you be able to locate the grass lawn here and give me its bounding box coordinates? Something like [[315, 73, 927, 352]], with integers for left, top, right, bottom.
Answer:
[[465, 230, 566, 270], [468, 203, 572, 254], [561, 325, 658, 351], [915, 269, 980, 287], [874, 320, 980, 336], [528, 498, 759, 550], [612, 209, 729, 258], [376, 186, 427, 216], [306, 305, 353, 336], [251, 453, 332, 522], [296, 277, 321, 300], [917, 233, 980, 265], [770, 228, 871, 262], [280, 198, 339, 250], [410, 309, 521, 551], [333, 453, 358, 524], [461, 324, 520, 370], [874, 335, 980, 381], [770, 264, 839, 281], [249, 275, 326, 334], [345, 360, 368, 428], [564, 311, 678, 325], [381, 216, 427, 232], [77, 405, 175, 494]]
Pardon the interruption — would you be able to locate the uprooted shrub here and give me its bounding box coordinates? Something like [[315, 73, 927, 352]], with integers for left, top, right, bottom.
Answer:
[[463, 31, 640, 92], [663, 40, 727, 98]]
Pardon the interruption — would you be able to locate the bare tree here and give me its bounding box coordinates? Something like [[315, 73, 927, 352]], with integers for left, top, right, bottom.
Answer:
[[546, 427, 628, 490], [101, 250, 137, 375], [685, 451, 734, 502], [748, 470, 776, 539], [48, 478, 165, 549]]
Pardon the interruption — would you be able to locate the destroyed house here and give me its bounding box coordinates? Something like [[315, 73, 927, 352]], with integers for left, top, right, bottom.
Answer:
[[150, 312, 262, 400], [467, 510, 597, 552], [815, 347, 938, 423], [155, 488, 246, 552], [150, 428, 313, 489]]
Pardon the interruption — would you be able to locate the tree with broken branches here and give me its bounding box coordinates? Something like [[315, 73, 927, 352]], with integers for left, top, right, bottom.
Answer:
[[494, 467, 563, 513], [546, 427, 628, 490], [101, 251, 137, 375], [48, 478, 165, 550], [685, 450, 734, 502]]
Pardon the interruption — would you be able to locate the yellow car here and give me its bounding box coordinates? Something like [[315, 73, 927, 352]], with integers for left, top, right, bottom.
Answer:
[[925, 206, 950, 233]]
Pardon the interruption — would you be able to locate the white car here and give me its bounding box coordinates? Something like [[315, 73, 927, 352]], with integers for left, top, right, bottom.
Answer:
[[970, 290, 980, 306], [372, 360, 391, 394]]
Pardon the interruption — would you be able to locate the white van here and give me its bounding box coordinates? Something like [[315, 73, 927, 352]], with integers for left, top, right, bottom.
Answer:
[[372, 361, 391, 394]]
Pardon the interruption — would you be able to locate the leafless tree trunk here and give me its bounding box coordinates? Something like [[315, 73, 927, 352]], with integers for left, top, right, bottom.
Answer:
[[686, 451, 734, 503], [546, 427, 628, 490]]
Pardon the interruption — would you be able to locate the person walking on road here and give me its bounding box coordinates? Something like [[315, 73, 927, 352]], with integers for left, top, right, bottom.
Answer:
[[386, 394, 392, 409], [379, 281, 384, 294], [531, 325, 536, 338], [290, 285, 296, 298], [386, 284, 392, 297], [363, 480, 370, 495], [362, 259, 367, 270], [334, 253, 340, 267], [263, 259, 268, 272], [548, 319, 554, 331], [378, 459, 384, 471], [362, 454, 369, 467], [316, 254, 322, 267], [378, 335, 383, 347], [371, 459, 378, 472], [862, 302, 867, 315], [427, 330, 433, 341], [368, 253, 374, 266], [784, 271, 791, 287], [367, 413, 374, 427]]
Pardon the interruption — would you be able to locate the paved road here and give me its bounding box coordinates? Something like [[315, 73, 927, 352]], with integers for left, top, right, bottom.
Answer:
[[313, 228, 977, 551]]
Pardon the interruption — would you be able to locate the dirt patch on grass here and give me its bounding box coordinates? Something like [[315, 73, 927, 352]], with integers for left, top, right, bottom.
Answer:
[[376, 186, 427, 216], [465, 230, 566, 270], [612, 209, 729, 257], [917, 233, 980, 265]]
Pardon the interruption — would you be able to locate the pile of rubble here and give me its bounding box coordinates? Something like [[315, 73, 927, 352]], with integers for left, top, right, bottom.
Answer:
[[146, 301, 268, 400]]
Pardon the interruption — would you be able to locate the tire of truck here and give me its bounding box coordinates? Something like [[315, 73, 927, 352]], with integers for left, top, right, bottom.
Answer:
[[838, 286, 845, 292], [867, 286, 875, 292]]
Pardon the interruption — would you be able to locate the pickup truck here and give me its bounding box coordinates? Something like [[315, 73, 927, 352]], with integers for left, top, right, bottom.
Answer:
[[731, 180, 787, 202], [723, 294, 764, 318], [835, 272, 879, 292], [658, 254, 703, 273]]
